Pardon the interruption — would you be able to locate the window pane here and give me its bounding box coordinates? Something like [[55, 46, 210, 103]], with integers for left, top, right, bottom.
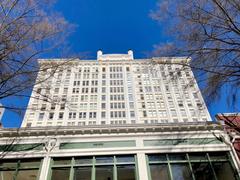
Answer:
[[20, 160, 41, 168], [51, 168, 70, 180], [95, 166, 113, 180], [212, 162, 236, 180], [74, 167, 92, 180], [96, 156, 113, 164], [168, 153, 187, 161], [117, 165, 135, 180], [0, 171, 15, 180], [171, 164, 193, 180], [75, 157, 92, 165], [208, 152, 228, 160], [188, 153, 207, 161], [191, 163, 214, 180], [53, 158, 71, 165], [149, 164, 170, 180], [116, 156, 134, 163], [0, 162, 17, 168], [16, 169, 39, 180], [148, 154, 167, 162]]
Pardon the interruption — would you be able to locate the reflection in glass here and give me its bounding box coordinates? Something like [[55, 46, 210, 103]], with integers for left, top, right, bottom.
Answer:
[[53, 158, 71, 165], [171, 164, 192, 180], [117, 165, 135, 180], [75, 157, 92, 165], [74, 167, 92, 180], [188, 153, 207, 161], [191, 163, 214, 180], [95, 166, 113, 180], [17, 169, 38, 180], [96, 156, 113, 164], [0, 171, 15, 180], [149, 164, 170, 180], [213, 162, 236, 180], [208, 152, 228, 160], [148, 154, 167, 162], [1, 170, 39, 180], [168, 154, 186, 161], [51, 168, 70, 180], [20, 160, 41, 167], [116, 156, 134, 163]]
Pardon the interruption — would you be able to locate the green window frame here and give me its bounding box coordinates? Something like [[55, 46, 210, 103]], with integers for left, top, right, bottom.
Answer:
[[146, 152, 239, 180], [0, 158, 43, 180], [48, 155, 139, 180]]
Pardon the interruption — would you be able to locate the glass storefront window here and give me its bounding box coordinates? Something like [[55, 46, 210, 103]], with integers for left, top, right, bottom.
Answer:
[[148, 155, 167, 162], [0, 159, 42, 180], [96, 156, 113, 164], [117, 165, 135, 180], [149, 164, 170, 180], [116, 156, 135, 163], [51, 168, 70, 180], [188, 153, 207, 161], [96, 166, 113, 180], [75, 157, 92, 165], [168, 153, 187, 161], [74, 167, 92, 180], [147, 152, 237, 180], [16, 169, 39, 180], [208, 152, 228, 161], [53, 158, 71, 165], [171, 164, 192, 180], [51, 155, 137, 180], [191, 163, 214, 180], [213, 162, 236, 180]]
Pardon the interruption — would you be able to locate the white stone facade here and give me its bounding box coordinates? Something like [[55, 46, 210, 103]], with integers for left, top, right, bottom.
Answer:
[[21, 51, 211, 127], [0, 123, 239, 180]]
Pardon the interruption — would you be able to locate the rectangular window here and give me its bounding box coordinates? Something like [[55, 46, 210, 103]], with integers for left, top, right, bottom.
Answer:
[[130, 111, 135, 118], [89, 112, 97, 119], [0, 159, 42, 180], [101, 103, 106, 109], [101, 112, 106, 118], [49, 113, 54, 120], [50, 156, 137, 180], [147, 152, 236, 180], [60, 104, 65, 110], [38, 113, 44, 120], [59, 112, 64, 119]]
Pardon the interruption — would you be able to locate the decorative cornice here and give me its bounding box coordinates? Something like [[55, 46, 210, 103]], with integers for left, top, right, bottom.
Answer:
[[0, 123, 223, 138]]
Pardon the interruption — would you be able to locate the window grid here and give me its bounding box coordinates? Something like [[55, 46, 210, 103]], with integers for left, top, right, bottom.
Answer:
[[49, 155, 138, 180], [146, 152, 238, 180]]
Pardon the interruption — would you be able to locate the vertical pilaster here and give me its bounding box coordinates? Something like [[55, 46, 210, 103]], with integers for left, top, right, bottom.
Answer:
[[137, 153, 149, 180], [39, 156, 51, 180]]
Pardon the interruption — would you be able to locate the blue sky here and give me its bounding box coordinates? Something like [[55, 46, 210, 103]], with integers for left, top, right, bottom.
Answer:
[[1, 0, 237, 127]]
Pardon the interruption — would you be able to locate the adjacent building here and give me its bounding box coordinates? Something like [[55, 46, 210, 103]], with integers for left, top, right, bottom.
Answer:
[[216, 113, 240, 161]]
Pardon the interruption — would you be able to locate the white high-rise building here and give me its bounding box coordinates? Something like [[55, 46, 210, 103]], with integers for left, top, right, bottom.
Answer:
[[21, 51, 211, 127], [1, 51, 239, 180]]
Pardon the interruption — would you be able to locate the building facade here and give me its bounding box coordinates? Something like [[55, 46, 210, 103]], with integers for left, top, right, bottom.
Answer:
[[0, 123, 239, 180], [21, 51, 211, 127], [1, 52, 239, 180]]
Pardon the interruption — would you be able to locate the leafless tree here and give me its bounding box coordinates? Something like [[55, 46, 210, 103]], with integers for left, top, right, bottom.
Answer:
[[150, 0, 240, 108], [0, 0, 74, 111]]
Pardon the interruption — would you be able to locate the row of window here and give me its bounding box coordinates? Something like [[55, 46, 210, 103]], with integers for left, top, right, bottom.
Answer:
[[38, 111, 136, 120], [1, 152, 237, 180]]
